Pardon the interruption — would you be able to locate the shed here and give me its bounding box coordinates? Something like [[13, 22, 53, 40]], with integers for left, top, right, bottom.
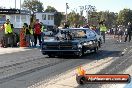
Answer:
[[0, 9, 31, 29]]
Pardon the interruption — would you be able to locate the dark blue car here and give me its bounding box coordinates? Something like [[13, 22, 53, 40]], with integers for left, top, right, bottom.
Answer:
[[41, 28, 102, 57]]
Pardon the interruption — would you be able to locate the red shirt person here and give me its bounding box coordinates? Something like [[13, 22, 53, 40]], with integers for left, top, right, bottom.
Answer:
[[33, 19, 42, 46]]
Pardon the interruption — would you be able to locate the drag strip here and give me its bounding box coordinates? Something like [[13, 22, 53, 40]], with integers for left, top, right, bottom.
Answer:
[[0, 36, 131, 88]]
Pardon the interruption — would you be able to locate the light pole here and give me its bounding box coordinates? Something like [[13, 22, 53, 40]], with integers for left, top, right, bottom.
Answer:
[[20, 0, 21, 10], [85, 5, 96, 23], [79, 6, 85, 26], [74, 8, 77, 13], [15, 0, 16, 9], [66, 3, 69, 22], [66, 3, 68, 22], [79, 6, 84, 16]]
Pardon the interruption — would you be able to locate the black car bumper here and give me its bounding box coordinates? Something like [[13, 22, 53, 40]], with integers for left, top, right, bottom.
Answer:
[[41, 49, 81, 55]]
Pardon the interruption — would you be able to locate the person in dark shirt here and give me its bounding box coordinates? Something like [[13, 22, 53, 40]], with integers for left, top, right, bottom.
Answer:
[[117, 25, 124, 42], [24, 23, 31, 47], [124, 22, 132, 42], [83, 23, 89, 28], [63, 22, 69, 29]]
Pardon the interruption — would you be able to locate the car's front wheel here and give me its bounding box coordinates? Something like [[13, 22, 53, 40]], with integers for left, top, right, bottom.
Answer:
[[98, 41, 101, 48], [75, 48, 83, 57], [78, 51, 82, 57], [93, 46, 98, 53]]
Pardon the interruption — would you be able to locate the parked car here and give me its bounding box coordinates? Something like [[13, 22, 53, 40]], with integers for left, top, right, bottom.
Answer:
[[41, 28, 102, 57]]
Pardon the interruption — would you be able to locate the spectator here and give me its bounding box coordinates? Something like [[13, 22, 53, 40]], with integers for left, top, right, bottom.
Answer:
[[124, 22, 132, 42], [99, 23, 107, 43], [33, 19, 42, 47], [77, 25, 81, 28], [63, 22, 69, 29], [0, 24, 5, 47], [40, 22, 46, 33], [117, 25, 124, 42], [113, 27, 118, 38], [73, 23, 77, 28], [110, 28, 114, 35], [83, 23, 89, 28], [29, 25, 34, 47], [2, 19, 13, 47], [24, 23, 31, 47]]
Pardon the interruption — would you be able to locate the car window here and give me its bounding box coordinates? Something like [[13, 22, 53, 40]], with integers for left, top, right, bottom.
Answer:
[[76, 30, 85, 37], [88, 30, 96, 37], [55, 29, 87, 39], [72, 29, 86, 38]]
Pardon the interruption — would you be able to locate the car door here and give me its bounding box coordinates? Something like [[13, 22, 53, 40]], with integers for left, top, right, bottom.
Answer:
[[88, 30, 97, 40], [81, 30, 92, 51], [89, 30, 98, 47], [84, 30, 97, 49]]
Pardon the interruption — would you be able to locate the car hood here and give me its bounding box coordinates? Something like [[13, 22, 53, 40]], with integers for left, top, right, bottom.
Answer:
[[44, 38, 81, 45]]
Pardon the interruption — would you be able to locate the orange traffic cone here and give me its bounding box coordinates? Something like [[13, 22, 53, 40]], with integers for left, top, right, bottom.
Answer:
[[20, 28, 27, 47]]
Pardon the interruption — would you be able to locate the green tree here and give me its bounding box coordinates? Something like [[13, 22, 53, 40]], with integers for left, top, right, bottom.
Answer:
[[45, 6, 63, 26], [22, 0, 44, 13], [22, 0, 44, 27], [54, 12, 63, 26], [44, 6, 57, 12], [89, 12, 99, 25], [97, 11, 117, 28], [117, 9, 132, 26], [68, 10, 83, 26]]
